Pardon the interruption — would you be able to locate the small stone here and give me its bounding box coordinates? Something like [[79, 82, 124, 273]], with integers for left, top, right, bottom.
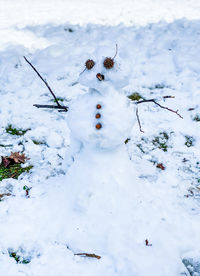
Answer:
[[95, 113, 101, 119], [96, 123, 102, 129], [96, 104, 102, 109]]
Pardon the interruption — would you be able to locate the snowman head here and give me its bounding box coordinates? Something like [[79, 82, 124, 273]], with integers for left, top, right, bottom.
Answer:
[[78, 45, 131, 91]]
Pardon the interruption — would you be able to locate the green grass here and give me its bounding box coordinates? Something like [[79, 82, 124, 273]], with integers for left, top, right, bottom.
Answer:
[[64, 27, 73, 32], [51, 97, 64, 103], [136, 132, 172, 154], [0, 164, 33, 181], [185, 135, 195, 147], [0, 144, 13, 148], [6, 125, 31, 136], [193, 114, 200, 122], [128, 92, 143, 101], [152, 132, 169, 152], [8, 250, 31, 264], [136, 142, 146, 154], [124, 138, 130, 144], [148, 83, 166, 90], [32, 140, 45, 145]]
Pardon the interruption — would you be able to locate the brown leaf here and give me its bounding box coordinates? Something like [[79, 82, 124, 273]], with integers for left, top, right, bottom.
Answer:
[[8, 152, 28, 164], [156, 163, 165, 170], [2, 157, 11, 168], [0, 193, 11, 199], [74, 253, 101, 259]]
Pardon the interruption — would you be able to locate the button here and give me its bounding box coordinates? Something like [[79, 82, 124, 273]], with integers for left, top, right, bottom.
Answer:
[[96, 123, 102, 129], [96, 104, 102, 109], [95, 113, 101, 119]]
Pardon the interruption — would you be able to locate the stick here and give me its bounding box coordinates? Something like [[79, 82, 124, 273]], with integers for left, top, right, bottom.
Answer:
[[136, 106, 144, 133], [112, 44, 118, 59], [33, 104, 68, 111], [24, 56, 68, 111], [136, 99, 183, 119]]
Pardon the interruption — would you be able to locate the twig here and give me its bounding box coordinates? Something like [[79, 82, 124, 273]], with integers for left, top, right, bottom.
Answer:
[[79, 67, 87, 76], [112, 44, 118, 59], [136, 106, 144, 133], [145, 239, 152, 246], [163, 95, 175, 99], [33, 104, 68, 111], [136, 99, 183, 119], [134, 96, 182, 132], [58, 109, 68, 112], [74, 253, 101, 259], [24, 56, 68, 111]]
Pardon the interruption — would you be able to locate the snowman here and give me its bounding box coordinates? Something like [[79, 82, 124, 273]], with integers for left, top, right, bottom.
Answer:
[[59, 45, 139, 254], [24, 48, 188, 275], [25, 45, 139, 249]]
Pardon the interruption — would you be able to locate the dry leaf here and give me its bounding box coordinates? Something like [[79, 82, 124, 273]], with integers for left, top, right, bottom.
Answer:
[[9, 152, 28, 164], [0, 193, 11, 199], [156, 163, 165, 170], [74, 253, 101, 259], [2, 157, 11, 168]]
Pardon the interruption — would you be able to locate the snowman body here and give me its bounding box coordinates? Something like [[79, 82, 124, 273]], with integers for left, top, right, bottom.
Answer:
[[67, 86, 135, 149], [62, 46, 138, 254], [64, 88, 137, 253]]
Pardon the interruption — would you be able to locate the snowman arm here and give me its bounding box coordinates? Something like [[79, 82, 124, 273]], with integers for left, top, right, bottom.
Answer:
[[24, 56, 68, 112], [33, 104, 68, 112], [134, 97, 183, 133], [136, 99, 183, 119]]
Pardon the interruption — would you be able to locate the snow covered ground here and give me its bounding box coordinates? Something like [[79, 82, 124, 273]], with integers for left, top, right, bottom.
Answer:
[[0, 1, 200, 275]]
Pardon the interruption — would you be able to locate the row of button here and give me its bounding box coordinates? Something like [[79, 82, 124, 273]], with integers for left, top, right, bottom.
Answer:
[[96, 104, 102, 129]]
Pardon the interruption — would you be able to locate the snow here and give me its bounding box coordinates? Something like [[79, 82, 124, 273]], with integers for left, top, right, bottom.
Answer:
[[68, 88, 135, 148], [1, 0, 200, 28], [0, 1, 200, 275]]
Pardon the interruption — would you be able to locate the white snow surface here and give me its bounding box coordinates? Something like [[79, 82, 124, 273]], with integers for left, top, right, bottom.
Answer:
[[0, 1, 200, 276]]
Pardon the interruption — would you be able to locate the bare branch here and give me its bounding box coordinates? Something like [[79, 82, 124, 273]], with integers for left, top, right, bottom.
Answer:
[[33, 104, 68, 111], [136, 99, 183, 119], [136, 106, 144, 133], [24, 56, 68, 111]]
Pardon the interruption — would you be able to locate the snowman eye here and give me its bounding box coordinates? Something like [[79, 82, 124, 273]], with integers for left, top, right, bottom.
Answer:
[[85, 59, 95, 70], [103, 57, 114, 69]]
